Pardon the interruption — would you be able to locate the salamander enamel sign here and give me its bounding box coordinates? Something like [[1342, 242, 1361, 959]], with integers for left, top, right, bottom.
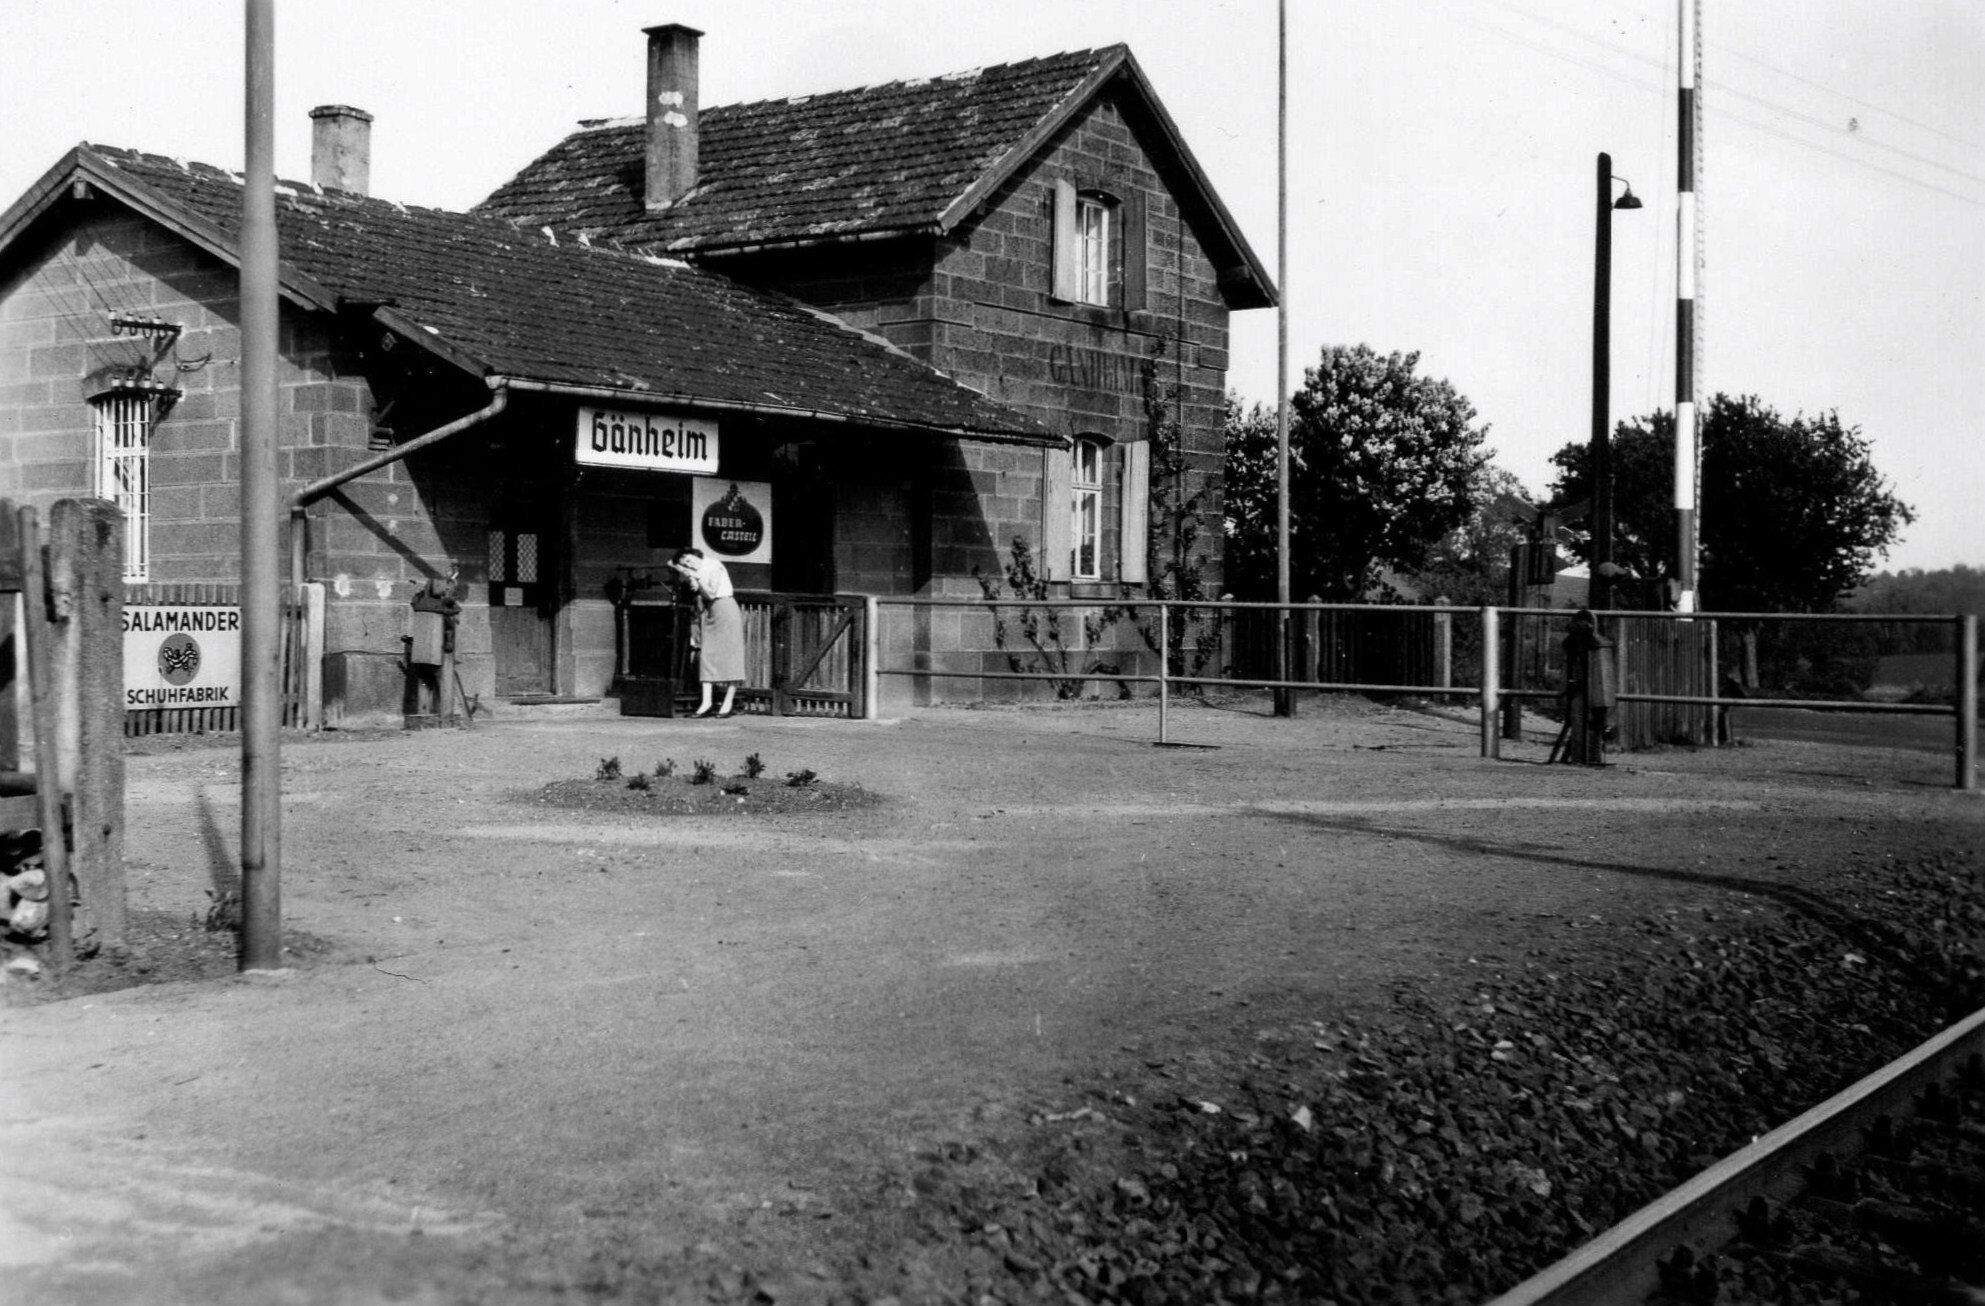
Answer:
[[123, 605, 243, 708]]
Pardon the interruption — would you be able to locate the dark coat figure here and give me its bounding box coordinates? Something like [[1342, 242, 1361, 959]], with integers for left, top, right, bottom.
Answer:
[[1560, 608, 1617, 765]]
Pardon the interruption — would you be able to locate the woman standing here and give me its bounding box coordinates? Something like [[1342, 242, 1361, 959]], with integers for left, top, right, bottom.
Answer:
[[668, 547, 744, 717]]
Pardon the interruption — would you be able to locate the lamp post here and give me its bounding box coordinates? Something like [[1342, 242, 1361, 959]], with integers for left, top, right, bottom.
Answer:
[[1590, 152, 1641, 613]]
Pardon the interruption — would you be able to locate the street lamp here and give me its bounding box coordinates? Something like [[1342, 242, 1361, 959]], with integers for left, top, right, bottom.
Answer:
[[1590, 152, 1641, 613]]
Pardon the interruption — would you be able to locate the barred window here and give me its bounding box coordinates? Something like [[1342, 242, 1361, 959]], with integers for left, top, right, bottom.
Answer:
[[92, 391, 155, 582]]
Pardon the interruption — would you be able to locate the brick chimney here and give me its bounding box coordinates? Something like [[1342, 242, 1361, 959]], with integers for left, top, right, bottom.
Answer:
[[309, 105, 373, 195], [643, 24, 702, 211]]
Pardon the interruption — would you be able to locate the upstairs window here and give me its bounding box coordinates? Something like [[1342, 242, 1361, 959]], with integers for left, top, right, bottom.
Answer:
[[91, 389, 160, 582], [1075, 197, 1110, 306], [1051, 179, 1147, 312]]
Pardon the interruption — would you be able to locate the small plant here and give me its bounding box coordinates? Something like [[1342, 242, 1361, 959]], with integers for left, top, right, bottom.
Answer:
[[721, 783, 749, 796], [653, 758, 677, 778], [201, 887, 241, 933], [690, 759, 717, 785], [626, 773, 652, 791], [785, 768, 818, 788], [743, 753, 767, 779], [595, 756, 622, 782]]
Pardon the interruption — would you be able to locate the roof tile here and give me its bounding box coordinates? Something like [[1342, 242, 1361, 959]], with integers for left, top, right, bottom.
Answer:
[[85, 145, 1049, 441], [475, 49, 1115, 252]]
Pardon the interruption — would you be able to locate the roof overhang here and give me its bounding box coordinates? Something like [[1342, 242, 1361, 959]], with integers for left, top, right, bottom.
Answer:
[[491, 376, 1066, 448], [0, 147, 339, 313]]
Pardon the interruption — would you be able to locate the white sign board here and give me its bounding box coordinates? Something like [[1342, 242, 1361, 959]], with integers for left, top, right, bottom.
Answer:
[[124, 605, 243, 709], [692, 478, 773, 565], [575, 406, 719, 474]]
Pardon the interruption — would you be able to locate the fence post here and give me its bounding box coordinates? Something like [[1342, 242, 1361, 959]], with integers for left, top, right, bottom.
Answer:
[[302, 582, 326, 730], [0, 510, 16, 774], [50, 499, 126, 950], [1158, 602, 1170, 746], [17, 507, 74, 973], [863, 595, 880, 721], [1434, 596, 1453, 691], [1959, 614, 1978, 792], [1480, 606, 1501, 759]]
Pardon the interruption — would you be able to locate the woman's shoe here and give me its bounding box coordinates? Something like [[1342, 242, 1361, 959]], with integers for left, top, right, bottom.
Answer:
[[691, 705, 714, 718], [715, 708, 734, 719]]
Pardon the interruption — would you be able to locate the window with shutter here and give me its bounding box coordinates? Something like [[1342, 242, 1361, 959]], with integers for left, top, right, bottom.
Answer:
[[1071, 437, 1105, 580]]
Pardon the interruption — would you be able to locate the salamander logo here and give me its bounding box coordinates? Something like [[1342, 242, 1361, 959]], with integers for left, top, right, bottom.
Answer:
[[158, 633, 202, 686]]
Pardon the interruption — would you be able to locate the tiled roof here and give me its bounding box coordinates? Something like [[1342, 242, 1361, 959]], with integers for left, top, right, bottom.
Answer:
[[78, 146, 1050, 440], [475, 49, 1117, 253]]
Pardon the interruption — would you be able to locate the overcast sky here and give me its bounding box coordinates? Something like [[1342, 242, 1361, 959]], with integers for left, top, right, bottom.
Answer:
[[4, 0, 1979, 573]]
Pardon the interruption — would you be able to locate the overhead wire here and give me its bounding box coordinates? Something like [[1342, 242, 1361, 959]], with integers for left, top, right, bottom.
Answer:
[[1467, 0, 1985, 202]]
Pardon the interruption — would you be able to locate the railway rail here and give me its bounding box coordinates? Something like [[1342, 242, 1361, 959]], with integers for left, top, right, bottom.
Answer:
[[1485, 1004, 1985, 1306]]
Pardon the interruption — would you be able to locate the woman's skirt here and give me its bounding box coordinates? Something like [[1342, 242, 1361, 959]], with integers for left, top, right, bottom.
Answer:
[[696, 595, 745, 684]]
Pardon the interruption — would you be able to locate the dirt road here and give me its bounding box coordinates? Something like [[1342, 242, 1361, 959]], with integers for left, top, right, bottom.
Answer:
[[2, 695, 1979, 1304]]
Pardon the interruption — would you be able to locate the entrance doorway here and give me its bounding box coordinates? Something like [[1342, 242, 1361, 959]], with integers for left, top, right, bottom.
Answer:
[[488, 515, 553, 696]]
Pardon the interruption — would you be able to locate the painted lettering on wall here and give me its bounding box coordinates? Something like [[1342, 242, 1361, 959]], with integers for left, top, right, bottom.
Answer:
[[1047, 342, 1158, 396]]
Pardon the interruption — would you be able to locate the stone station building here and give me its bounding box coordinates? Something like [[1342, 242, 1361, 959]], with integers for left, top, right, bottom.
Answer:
[[0, 25, 1272, 722]]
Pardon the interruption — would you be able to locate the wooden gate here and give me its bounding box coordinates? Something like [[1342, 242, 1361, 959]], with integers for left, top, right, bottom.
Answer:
[[737, 592, 867, 718], [621, 591, 867, 718]]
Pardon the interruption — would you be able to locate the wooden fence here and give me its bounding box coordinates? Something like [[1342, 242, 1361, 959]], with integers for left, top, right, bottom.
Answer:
[[0, 499, 127, 966]]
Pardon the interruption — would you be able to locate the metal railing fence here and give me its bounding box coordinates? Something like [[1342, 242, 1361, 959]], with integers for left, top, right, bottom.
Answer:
[[864, 598, 1979, 790]]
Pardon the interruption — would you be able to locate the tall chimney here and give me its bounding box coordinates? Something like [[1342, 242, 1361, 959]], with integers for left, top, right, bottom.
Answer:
[[309, 105, 373, 195], [643, 24, 702, 211]]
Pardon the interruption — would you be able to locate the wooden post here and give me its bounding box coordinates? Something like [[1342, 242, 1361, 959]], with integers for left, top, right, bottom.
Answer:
[[1157, 602, 1170, 746], [0, 509, 17, 773], [1958, 614, 1977, 793], [302, 582, 325, 730], [770, 597, 791, 718], [18, 508, 74, 971], [1480, 606, 1500, 759], [50, 499, 125, 950], [862, 595, 880, 721]]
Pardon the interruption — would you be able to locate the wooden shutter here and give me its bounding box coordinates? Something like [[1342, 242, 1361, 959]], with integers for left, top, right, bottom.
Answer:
[[1049, 178, 1080, 303], [1120, 440, 1150, 584], [1042, 444, 1073, 580], [1122, 192, 1148, 313]]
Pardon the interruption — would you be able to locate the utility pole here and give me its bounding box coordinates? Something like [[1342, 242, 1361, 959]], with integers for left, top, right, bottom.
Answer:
[[1590, 153, 1641, 612], [239, 0, 283, 970], [1591, 152, 1616, 614], [1674, 0, 1702, 612], [1273, 0, 1294, 716]]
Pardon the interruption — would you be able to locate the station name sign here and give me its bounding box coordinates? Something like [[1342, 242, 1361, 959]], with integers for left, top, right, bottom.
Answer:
[[575, 406, 719, 474], [123, 605, 243, 709]]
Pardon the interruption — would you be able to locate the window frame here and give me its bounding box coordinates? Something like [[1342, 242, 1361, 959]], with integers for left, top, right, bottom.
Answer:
[[1075, 195, 1111, 307], [1070, 436, 1105, 581]]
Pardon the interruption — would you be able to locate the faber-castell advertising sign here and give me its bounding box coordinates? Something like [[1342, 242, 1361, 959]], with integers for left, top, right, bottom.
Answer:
[[123, 606, 243, 709], [575, 406, 720, 474], [693, 477, 773, 565]]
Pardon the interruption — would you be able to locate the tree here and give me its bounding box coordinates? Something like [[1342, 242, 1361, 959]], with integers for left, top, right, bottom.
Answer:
[[1393, 463, 1537, 608], [1225, 345, 1490, 599], [1548, 393, 1913, 613]]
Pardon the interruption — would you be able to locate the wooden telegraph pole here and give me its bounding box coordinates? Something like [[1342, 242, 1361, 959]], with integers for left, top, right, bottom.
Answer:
[[1273, 0, 1294, 717]]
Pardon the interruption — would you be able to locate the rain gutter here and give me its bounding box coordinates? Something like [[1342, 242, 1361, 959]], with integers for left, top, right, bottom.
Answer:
[[287, 377, 510, 585]]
